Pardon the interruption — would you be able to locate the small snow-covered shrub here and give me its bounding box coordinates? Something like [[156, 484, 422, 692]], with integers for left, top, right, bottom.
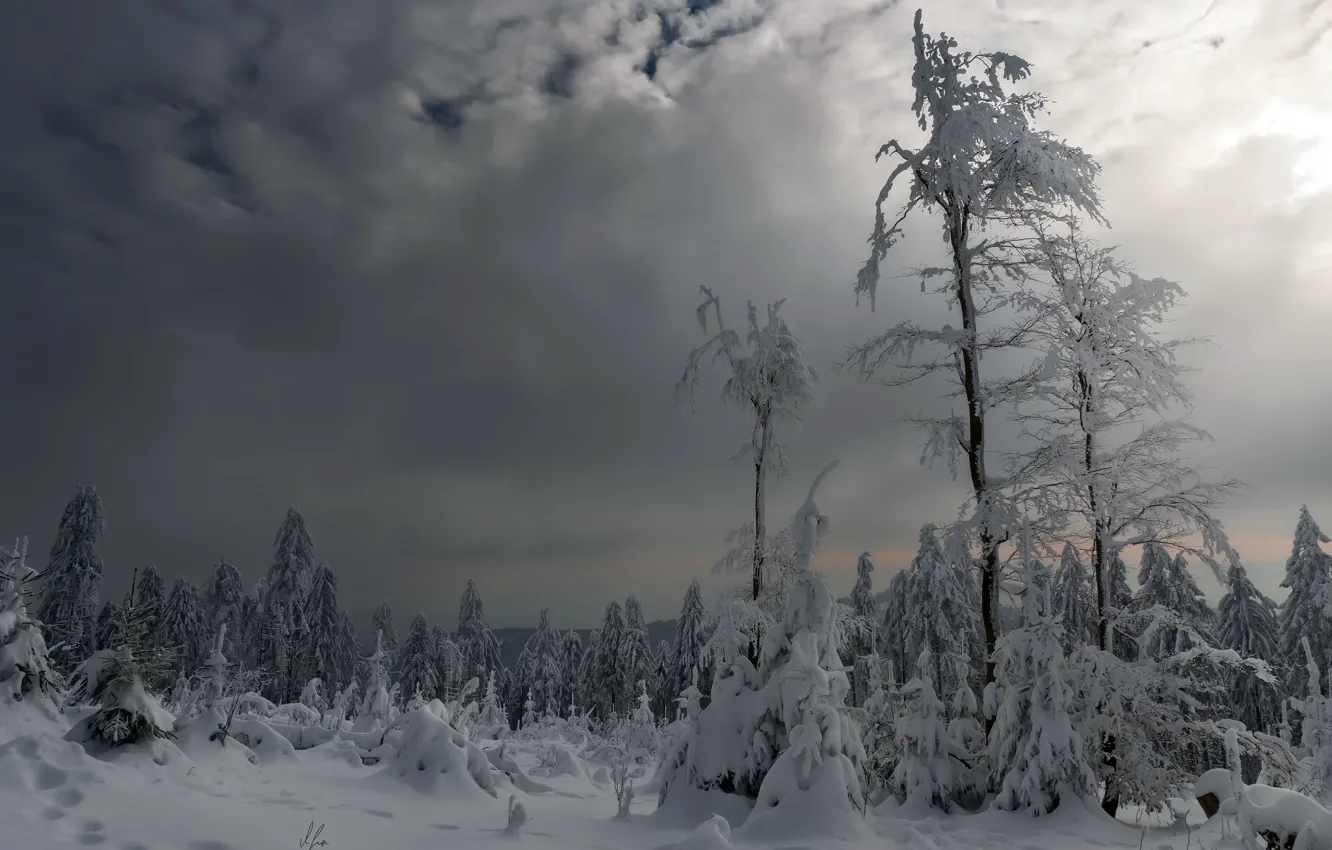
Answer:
[[503, 794, 529, 836], [381, 707, 497, 798], [0, 537, 61, 710]]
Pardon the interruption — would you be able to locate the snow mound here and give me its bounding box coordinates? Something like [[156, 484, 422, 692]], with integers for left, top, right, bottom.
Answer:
[[546, 746, 591, 781], [485, 746, 558, 796], [738, 748, 873, 842], [675, 814, 735, 850], [651, 784, 753, 831], [228, 717, 297, 762], [173, 709, 258, 767], [0, 691, 67, 747], [0, 732, 107, 796], [304, 737, 365, 768], [378, 707, 498, 799], [1238, 784, 1332, 847]]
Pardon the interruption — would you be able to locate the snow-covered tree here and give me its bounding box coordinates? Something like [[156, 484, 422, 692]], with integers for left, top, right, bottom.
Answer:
[[588, 600, 628, 720], [430, 624, 462, 699], [201, 560, 245, 657], [253, 601, 290, 701], [300, 563, 344, 694], [336, 610, 358, 692], [1052, 544, 1096, 654], [136, 564, 166, 639], [670, 580, 711, 710], [0, 537, 60, 707], [678, 287, 818, 607], [901, 525, 973, 697], [555, 630, 583, 717], [847, 552, 879, 706], [1217, 555, 1280, 734], [662, 462, 866, 834], [476, 669, 509, 736], [879, 570, 910, 685], [398, 614, 438, 705], [93, 601, 120, 653], [266, 507, 315, 609], [67, 568, 175, 748], [299, 678, 325, 713], [650, 639, 673, 719], [847, 11, 1104, 688], [37, 485, 105, 671], [521, 688, 537, 730], [202, 623, 228, 710], [355, 629, 393, 732], [893, 649, 967, 811], [1278, 506, 1332, 697], [516, 608, 562, 715], [1134, 545, 1213, 659], [621, 597, 654, 708], [988, 527, 1094, 815], [371, 599, 399, 663], [154, 578, 209, 682], [455, 579, 503, 683], [1298, 637, 1332, 801]]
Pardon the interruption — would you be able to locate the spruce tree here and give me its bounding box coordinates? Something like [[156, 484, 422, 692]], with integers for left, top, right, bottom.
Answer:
[[557, 630, 583, 715], [154, 578, 209, 682], [620, 596, 653, 710], [1134, 543, 1213, 659], [651, 639, 673, 719], [430, 624, 462, 699], [1217, 555, 1280, 733], [356, 629, 393, 731], [301, 563, 344, 694], [670, 580, 710, 712], [336, 609, 359, 692], [455, 579, 503, 682], [1278, 506, 1332, 697], [848, 552, 879, 706], [901, 524, 973, 697], [879, 569, 910, 685], [371, 600, 399, 660], [589, 600, 627, 720], [254, 602, 290, 701], [136, 565, 166, 639], [94, 601, 120, 652], [0, 537, 60, 706], [201, 560, 245, 657], [398, 615, 438, 705], [37, 485, 105, 670], [1052, 544, 1096, 654], [266, 508, 315, 608], [517, 609, 561, 715]]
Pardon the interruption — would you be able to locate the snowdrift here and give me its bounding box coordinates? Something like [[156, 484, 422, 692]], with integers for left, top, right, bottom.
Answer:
[[376, 707, 498, 799]]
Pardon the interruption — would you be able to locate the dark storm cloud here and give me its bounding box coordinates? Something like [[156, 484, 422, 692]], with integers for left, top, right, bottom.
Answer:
[[0, 0, 1326, 625]]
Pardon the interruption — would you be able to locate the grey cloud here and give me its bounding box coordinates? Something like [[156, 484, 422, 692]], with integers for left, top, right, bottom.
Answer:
[[0, 0, 1325, 626]]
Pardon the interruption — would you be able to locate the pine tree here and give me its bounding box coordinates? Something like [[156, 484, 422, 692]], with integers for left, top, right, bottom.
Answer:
[[430, 624, 462, 699], [154, 578, 209, 682], [301, 563, 343, 694], [1217, 554, 1280, 734], [136, 565, 166, 638], [0, 537, 60, 706], [201, 560, 245, 657], [398, 615, 438, 705], [879, 569, 910, 685], [371, 600, 399, 661], [237, 587, 263, 668], [1052, 544, 1096, 654], [621, 596, 653, 710], [336, 609, 359, 692], [455, 579, 503, 682], [670, 580, 710, 712], [989, 527, 1093, 815], [355, 629, 392, 732], [589, 600, 628, 720], [901, 524, 973, 698], [94, 601, 120, 652], [254, 601, 290, 701], [1134, 545, 1213, 659], [37, 485, 105, 671], [556, 630, 583, 715], [650, 639, 673, 719], [1278, 506, 1332, 697], [893, 649, 963, 811]]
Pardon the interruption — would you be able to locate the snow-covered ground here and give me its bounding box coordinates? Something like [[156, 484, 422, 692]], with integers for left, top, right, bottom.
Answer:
[[0, 708, 1245, 850]]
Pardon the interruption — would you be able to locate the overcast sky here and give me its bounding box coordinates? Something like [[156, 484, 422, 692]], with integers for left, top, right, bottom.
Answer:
[[1, 0, 1328, 630]]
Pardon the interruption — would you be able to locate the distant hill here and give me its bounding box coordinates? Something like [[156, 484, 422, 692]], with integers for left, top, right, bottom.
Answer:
[[493, 619, 677, 669]]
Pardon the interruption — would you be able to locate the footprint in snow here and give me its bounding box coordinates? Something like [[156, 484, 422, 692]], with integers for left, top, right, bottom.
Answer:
[[76, 834, 107, 846], [54, 787, 85, 807], [361, 808, 395, 819]]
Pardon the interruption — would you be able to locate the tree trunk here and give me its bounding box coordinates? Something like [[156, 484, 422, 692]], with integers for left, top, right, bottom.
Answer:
[[947, 200, 999, 703], [749, 406, 772, 665]]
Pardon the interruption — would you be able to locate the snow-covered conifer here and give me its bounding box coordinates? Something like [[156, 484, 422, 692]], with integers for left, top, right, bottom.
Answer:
[[154, 577, 209, 682], [1278, 506, 1332, 697], [37, 485, 105, 670], [988, 528, 1093, 815], [892, 650, 964, 811], [588, 600, 628, 719], [299, 678, 324, 713], [556, 629, 583, 717], [0, 537, 60, 707], [901, 525, 973, 698], [671, 580, 710, 710], [431, 624, 462, 699], [878, 570, 910, 686], [1299, 637, 1332, 801], [1052, 544, 1096, 654], [847, 552, 879, 706], [651, 639, 673, 719], [201, 560, 244, 657], [300, 563, 344, 693], [1134, 544, 1213, 659], [678, 289, 818, 607], [67, 569, 175, 748], [847, 14, 1104, 688], [398, 615, 438, 703], [621, 596, 653, 709], [516, 608, 561, 715], [371, 599, 399, 661], [266, 507, 315, 609], [94, 601, 120, 652], [476, 669, 509, 736], [254, 601, 290, 701], [136, 564, 165, 638], [355, 629, 393, 732], [521, 688, 537, 730], [455, 579, 503, 683], [202, 624, 228, 710], [1217, 555, 1280, 733]]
